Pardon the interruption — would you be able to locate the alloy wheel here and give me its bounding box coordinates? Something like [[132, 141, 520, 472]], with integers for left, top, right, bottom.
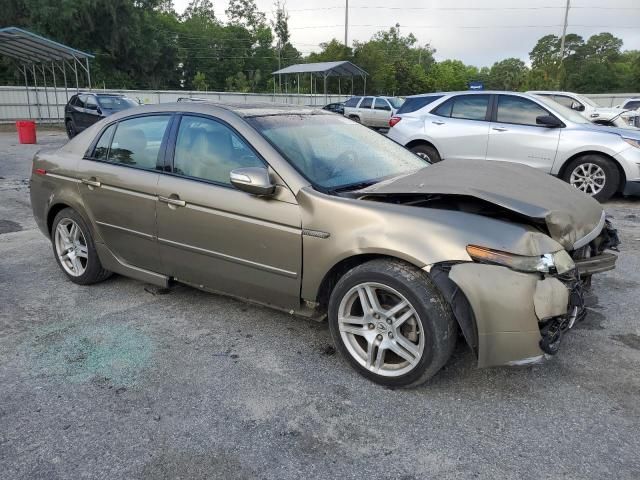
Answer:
[[337, 282, 425, 377], [569, 163, 606, 196], [54, 218, 88, 277]]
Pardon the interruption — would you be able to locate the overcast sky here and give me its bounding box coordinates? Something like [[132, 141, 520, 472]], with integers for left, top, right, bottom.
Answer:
[[173, 0, 640, 67]]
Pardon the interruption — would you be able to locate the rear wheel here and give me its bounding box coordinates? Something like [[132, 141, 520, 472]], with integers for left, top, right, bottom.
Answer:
[[51, 208, 111, 285], [349, 115, 361, 123], [328, 259, 457, 388], [65, 120, 76, 139], [410, 143, 441, 163], [562, 154, 619, 202]]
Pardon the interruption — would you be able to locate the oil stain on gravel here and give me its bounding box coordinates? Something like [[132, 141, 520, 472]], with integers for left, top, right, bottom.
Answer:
[[611, 333, 640, 351], [28, 322, 153, 386], [0, 219, 22, 234]]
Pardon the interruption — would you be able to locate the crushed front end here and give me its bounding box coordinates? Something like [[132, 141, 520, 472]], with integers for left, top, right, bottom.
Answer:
[[431, 219, 619, 368]]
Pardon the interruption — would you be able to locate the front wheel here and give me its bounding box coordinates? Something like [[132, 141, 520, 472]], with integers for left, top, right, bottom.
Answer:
[[65, 120, 76, 139], [562, 154, 619, 202], [410, 143, 441, 163], [328, 259, 457, 388]]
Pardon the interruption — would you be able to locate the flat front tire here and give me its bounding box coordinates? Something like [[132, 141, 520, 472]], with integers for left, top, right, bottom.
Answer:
[[51, 208, 111, 285], [328, 259, 457, 388]]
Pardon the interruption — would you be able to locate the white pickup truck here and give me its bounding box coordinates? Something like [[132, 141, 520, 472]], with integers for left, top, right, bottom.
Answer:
[[343, 96, 404, 128]]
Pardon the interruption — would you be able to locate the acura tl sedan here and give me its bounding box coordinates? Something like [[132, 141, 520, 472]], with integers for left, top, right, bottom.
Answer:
[[31, 102, 619, 387], [387, 91, 640, 201]]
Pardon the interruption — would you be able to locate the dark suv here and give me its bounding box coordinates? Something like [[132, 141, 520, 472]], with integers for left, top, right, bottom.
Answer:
[[64, 93, 137, 138]]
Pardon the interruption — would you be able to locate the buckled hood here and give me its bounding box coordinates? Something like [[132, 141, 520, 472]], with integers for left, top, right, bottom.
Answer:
[[358, 160, 604, 250]]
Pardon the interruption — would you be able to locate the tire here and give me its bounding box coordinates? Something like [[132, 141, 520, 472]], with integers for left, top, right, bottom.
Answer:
[[349, 115, 361, 123], [410, 143, 441, 163], [65, 120, 76, 139], [51, 208, 111, 285], [328, 259, 457, 388], [562, 154, 619, 202]]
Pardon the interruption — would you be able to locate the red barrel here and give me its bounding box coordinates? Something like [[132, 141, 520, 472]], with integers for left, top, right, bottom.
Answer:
[[16, 120, 37, 144]]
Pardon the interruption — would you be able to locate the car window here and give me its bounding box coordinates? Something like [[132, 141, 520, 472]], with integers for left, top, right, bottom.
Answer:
[[623, 101, 640, 110], [85, 95, 98, 110], [433, 95, 489, 121], [173, 115, 263, 185], [97, 96, 137, 111], [92, 124, 117, 161], [496, 95, 549, 126], [552, 95, 575, 109], [68, 95, 78, 107], [76, 95, 87, 108], [359, 97, 373, 109], [344, 97, 361, 108], [374, 98, 391, 111], [451, 95, 490, 120], [108, 115, 170, 169], [397, 95, 443, 114], [386, 97, 404, 109]]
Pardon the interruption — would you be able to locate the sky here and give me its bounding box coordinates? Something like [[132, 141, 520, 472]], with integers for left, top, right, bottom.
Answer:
[[172, 0, 640, 67]]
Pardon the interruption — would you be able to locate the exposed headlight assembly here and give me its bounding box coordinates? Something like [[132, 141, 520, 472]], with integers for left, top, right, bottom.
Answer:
[[466, 245, 575, 274], [622, 137, 640, 149]]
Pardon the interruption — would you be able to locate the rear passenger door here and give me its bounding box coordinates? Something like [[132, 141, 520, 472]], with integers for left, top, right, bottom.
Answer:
[[486, 95, 561, 171], [77, 114, 172, 270], [427, 94, 491, 161], [155, 114, 302, 310], [373, 98, 392, 127], [358, 97, 374, 125]]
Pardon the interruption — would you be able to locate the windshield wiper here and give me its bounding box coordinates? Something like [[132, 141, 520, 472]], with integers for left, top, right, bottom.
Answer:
[[330, 180, 380, 193]]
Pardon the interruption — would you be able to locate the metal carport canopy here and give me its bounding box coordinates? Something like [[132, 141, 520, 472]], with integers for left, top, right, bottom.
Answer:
[[272, 61, 367, 78], [0, 27, 94, 121], [0, 27, 93, 64]]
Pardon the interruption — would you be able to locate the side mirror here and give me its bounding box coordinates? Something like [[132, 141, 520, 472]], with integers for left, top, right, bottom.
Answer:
[[230, 167, 276, 196], [96, 107, 102, 115], [571, 102, 585, 112], [536, 114, 563, 128]]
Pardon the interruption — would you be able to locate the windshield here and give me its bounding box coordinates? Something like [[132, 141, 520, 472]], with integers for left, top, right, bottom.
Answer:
[[574, 93, 598, 108], [248, 114, 428, 190], [535, 96, 591, 124], [386, 97, 404, 109], [97, 96, 137, 110]]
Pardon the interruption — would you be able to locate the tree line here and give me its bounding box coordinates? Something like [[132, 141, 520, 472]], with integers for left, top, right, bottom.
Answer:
[[1, 0, 639, 95]]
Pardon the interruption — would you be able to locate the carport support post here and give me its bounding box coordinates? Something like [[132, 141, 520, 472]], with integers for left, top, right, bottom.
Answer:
[[22, 65, 32, 119], [363, 75, 366, 95], [324, 73, 327, 104], [41, 64, 51, 121], [32, 64, 42, 120], [85, 58, 91, 90], [61, 63, 69, 105], [50, 62, 59, 122]]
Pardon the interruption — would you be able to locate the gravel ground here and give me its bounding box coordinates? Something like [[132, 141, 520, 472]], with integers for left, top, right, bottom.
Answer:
[[1, 130, 639, 480]]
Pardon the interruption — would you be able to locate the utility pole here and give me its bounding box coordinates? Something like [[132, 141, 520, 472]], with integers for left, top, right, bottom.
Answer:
[[559, 0, 571, 62], [344, 0, 349, 46]]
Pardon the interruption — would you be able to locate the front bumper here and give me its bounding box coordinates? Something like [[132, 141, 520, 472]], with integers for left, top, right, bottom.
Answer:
[[449, 263, 577, 368]]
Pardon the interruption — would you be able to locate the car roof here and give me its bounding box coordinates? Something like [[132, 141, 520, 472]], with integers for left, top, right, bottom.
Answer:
[[405, 90, 538, 99], [113, 101, 330, 118]]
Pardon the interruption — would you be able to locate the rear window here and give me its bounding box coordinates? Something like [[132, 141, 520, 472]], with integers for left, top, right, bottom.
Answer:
[[359, 97, 373, 109], [344, 97, 361, 108], [397, 95, 444, 114], [97, 96, 137, 111], [623, 100, 640, 110]]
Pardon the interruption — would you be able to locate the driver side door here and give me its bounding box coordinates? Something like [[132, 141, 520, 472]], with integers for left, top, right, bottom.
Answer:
[[155, 114, 303, 310]]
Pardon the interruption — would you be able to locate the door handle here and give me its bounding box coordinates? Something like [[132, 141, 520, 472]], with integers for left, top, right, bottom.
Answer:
[[432, 120, 446, 125], [492, 127, 508, 132], [158, 195, 186, 207], [81, 178, 101, 188]]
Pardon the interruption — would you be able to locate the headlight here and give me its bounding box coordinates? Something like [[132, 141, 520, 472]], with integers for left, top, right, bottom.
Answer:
[[622, 137, 640, 149], [466, 245, 575, 274]]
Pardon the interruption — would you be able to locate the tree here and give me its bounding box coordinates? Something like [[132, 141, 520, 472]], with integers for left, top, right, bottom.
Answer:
[[226, 0, 266, 31], [487, 58, 528, 91], [183, 0, 216, 22], [193, 71, 208, 90]]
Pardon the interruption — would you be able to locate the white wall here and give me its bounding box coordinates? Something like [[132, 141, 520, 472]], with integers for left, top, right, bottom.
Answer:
[[0, 85, 637, 122], [0, 86, 350, 122]]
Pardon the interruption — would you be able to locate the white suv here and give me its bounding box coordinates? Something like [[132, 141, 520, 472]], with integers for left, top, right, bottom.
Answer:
[[343, 96, 404, 128], [387, 91, 640, 201]]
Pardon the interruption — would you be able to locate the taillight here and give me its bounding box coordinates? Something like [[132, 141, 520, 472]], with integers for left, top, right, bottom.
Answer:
[[389, 116, 401, 127], [34, 168, 46, 175]]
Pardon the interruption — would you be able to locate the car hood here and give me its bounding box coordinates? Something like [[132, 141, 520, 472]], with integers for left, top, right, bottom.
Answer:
[[591, 107, 636, 120], [357, 160, 604, 250]]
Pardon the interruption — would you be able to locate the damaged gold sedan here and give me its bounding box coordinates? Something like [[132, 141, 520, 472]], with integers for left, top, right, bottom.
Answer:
[[30, 103, 619, 387]]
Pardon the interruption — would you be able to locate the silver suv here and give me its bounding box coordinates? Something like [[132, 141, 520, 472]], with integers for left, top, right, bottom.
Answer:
[[343, 96, 404, 128], [387, 91, 640, 201]]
